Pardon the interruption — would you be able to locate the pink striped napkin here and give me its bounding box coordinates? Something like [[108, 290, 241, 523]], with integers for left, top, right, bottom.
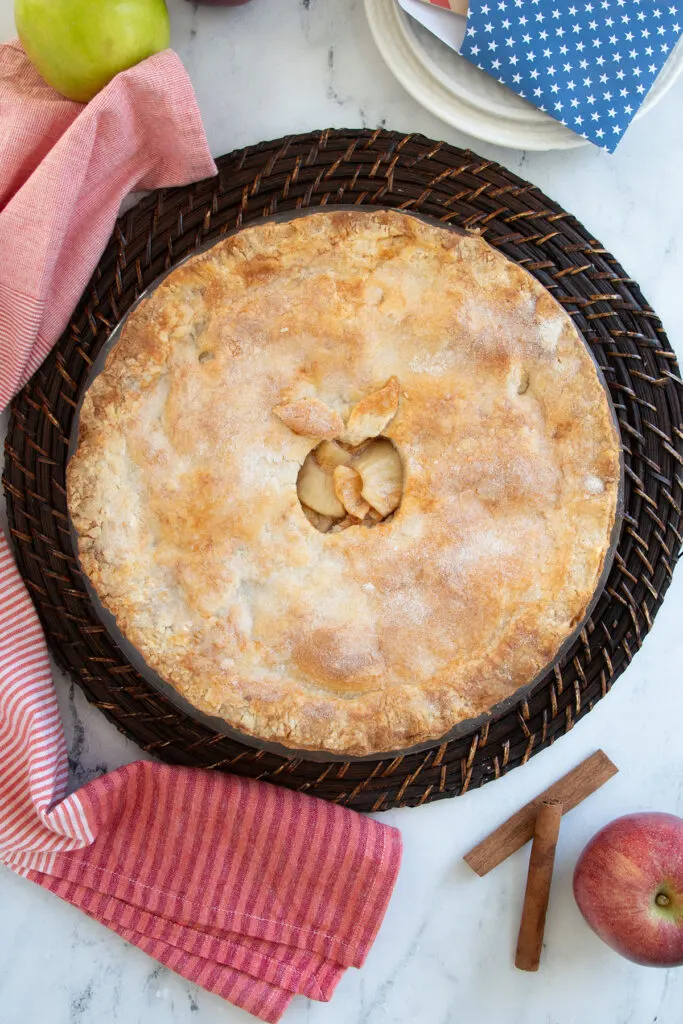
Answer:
[[0, 42, 402, 1022]]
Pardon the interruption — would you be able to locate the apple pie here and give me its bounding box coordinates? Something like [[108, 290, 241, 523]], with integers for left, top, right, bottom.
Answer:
[[68, 209, 621, 756]]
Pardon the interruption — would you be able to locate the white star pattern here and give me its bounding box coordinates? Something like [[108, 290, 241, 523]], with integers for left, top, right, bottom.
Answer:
[[459, 0, 682, 150]]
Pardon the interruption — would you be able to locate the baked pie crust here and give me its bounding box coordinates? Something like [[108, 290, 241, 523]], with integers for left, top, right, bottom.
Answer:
[[68, 210, 621, 756]]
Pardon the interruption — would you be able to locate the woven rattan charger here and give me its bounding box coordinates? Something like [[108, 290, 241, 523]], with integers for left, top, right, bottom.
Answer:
[[4, 129, 682, 812]]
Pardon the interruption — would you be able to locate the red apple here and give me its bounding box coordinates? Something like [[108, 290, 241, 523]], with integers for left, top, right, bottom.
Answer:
[[573, 812, 683, 967]]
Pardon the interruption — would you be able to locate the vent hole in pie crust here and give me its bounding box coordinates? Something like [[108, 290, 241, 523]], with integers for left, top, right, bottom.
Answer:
[[297, 437, 404, 534]]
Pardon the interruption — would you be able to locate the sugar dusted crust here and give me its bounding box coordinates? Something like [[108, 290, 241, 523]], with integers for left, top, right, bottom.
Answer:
[[68, 210, 621, 756]]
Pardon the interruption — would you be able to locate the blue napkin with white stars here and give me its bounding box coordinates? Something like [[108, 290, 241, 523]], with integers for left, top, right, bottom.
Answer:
[[458, 0, 683, 151]]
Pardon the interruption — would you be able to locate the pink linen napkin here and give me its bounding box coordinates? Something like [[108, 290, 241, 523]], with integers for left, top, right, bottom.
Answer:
[[0, 42, 402, 1022]]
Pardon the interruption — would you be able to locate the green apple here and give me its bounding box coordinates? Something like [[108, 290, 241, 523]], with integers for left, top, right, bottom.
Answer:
[[15, 0, 170, 103]]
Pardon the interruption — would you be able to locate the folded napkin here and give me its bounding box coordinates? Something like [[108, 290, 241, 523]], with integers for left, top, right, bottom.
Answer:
[[417, 0, 683, 151], [0, 42, 402, 1023]]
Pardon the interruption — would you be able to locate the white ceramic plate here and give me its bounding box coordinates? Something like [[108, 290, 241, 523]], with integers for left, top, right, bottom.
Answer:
[[365, 0, 683, 151]]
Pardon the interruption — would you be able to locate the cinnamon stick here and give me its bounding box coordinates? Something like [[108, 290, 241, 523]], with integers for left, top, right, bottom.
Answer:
[[463, 750, 618, 876], [515, 801, 563, 972]]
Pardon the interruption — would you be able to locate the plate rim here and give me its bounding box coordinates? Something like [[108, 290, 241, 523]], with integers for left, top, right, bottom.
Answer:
[[396, 0, 571, 127]]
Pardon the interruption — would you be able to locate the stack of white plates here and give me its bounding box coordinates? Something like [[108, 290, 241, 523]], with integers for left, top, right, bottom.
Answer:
[[365, 0, 683, 151]]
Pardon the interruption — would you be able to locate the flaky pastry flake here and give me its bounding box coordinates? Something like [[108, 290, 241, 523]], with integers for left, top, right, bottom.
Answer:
[[344, 375, 401, 446], [273, 397, 344, 439]]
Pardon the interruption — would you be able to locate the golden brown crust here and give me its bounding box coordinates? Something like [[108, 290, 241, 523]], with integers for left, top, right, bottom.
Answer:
[[67, 210, 621, 756]]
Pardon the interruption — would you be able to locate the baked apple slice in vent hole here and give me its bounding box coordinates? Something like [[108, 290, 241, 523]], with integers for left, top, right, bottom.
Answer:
[[274, 378, 405, 533]]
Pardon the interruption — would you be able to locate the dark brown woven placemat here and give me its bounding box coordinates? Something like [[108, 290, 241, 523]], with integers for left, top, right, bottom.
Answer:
[[4, 129, 682, 811]]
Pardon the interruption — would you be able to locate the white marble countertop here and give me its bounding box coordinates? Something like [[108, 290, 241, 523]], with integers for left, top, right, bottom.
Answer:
[[1, 2, 682, 1022]]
